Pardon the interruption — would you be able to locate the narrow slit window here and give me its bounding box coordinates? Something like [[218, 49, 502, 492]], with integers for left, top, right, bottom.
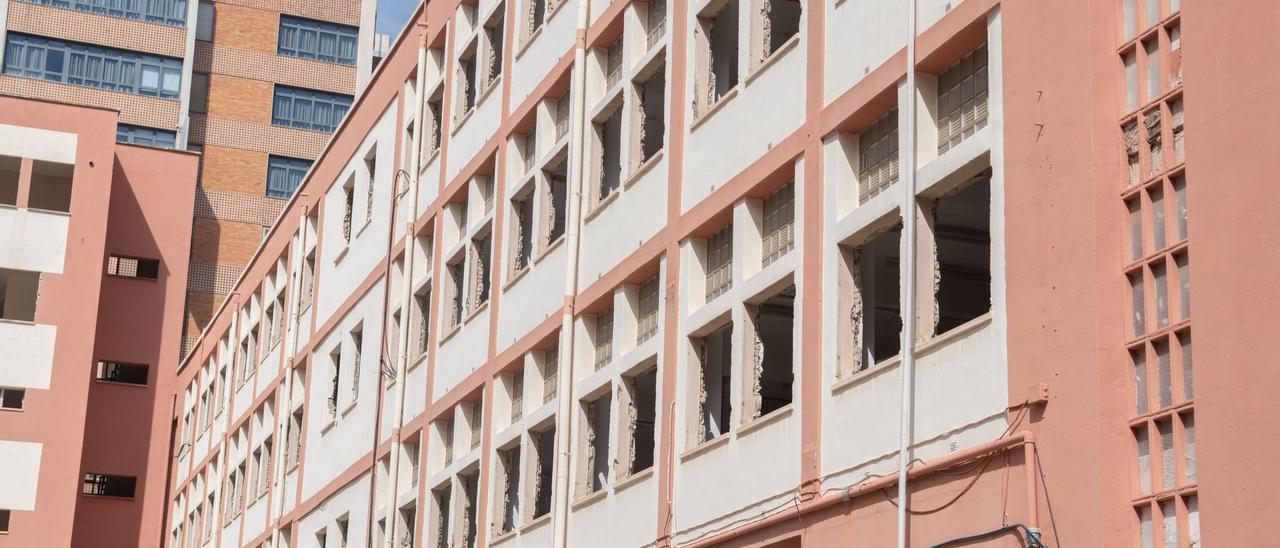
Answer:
[[1181, 412, 1196, 484], [1127, 197, 1143, 261], [496, 445, 521, 533], [458, 471, 479, 548], [1132, 347, 1149, 415], [705, 224, 733, 300], [626, 367, 657, 475], [1154, 340, 1171, 408], [593, 107, 623, 203], [1135, 425, 1152, 495], [542, 347, 559, 403], [636, 275, 661, 343], [543, 158, 568, 246], [858, 109, 900, 203], [1152, 261, 1169, 328], [1130, 271, 1146, 337], [531, 426, 555, 519], [636, 64, 667, 163], [593, 307, 614, 370], [511, 192, 534, 273], [108, 256, 160, 280], [432, 485, 451, 548], [582, 393, 611, 493]]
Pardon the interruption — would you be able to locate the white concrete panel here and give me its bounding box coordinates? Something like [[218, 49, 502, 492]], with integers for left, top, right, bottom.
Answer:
[[576, 157, 666, 286], [0, 440, 41, 510], [445, 87, 504, 183], [243, 495, 268, 541], [0, 124, 77, 164], [823, 0, 906, 105], [432, 306, 491, 399], [0, 321, 56, 389], [509, 0, 578, 106], [568, 474, 658, 547], [496, 243, 566, 351], [682, 40, 804, 211], [0, 207, 70, 274]]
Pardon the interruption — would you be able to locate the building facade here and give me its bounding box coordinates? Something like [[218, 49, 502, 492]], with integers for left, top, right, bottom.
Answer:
[[0, 95, 198, 547], [162, 1, 1277, 548], [0, 0, 380, 357]]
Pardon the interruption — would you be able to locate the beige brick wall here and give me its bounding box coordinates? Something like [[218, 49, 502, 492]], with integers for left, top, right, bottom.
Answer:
[[190, 113, 330, 160], [194, 41, 357, 95], [186, 291, 226, 336], [213, 3, 280, 55], [190, 217, 263, 266], [207, 74, 274, 125], [217, 0, 360, 26], [201, 145, 270, 195], [6, 1, 187, 57]]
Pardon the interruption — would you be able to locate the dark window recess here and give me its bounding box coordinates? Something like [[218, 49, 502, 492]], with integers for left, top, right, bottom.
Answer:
[[628, 368, 657, 474], [696, 323, 733, 442], [82, 473, 137, 498], [752, 285, 794, 417], [933, 171, 991, 334], [107, 256, 160, 280], [0, 388, 25, 410], [96, 361, 149, 385], [533, 426, 555, 518], [855, 224, 902, 368]]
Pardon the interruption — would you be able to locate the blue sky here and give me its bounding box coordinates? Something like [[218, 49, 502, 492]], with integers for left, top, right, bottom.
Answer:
[[376, 0, 418, 39]]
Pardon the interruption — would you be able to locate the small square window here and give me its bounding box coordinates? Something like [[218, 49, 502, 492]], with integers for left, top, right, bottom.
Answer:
[[107, 256, 160, 280]]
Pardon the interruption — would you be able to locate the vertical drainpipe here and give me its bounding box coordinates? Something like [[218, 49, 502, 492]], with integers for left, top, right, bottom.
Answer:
[[551, 0, 592, 545], [270, 197, 312, 548], [382, 23, 429, 548], [895, 0, 918, 547]]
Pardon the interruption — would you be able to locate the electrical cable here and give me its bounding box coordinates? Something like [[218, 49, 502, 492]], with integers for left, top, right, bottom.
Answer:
[[929, 523, 1045, 548]]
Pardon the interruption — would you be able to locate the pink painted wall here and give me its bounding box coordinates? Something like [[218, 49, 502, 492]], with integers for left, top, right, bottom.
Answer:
[[1181, 0, 1280, 542], [72, 144, 198, 548], [0, 96, 117, 548]]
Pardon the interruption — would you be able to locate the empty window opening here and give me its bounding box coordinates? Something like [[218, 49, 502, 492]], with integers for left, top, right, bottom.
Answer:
[[593, 107, 623, 203], [933, 174, 991, 334], [1175, 252, 1189, 320], [554, 92, 572, 141], [470, 234, 492, 311], [842, 224, 901, 375], [1152, 261, 1169, 328], [287, 409, 303, 468], [936, 44, 989, 154], [761, 182, 795, 266], [426, 91, 444, 156], [96, 361, 148, 385], [108, 256, 160, 280], [28, 160, 73, 213], [1170, 99, 1184, 163], [582, 393, 611, 493], [543, 159, 568, 246], [468, 402, 484, 450], [0, 155, 19, 206], [625, 367, 657, 475], [458, 471, 479, 548], [446, 259, 465, 329], [350, 326, 363, 400], [1123, 121, 1140, 188], [432, 486, 451, 548], [441, 418, 456, 466], [414, 289, 431, 359], [749, 285, 794, 418], [341, 178, 355, 242], [858, 109, 899, 202], [299, 250, 317, 312], [528, 0, 547, 36], [757, 0, 800, 63], [511, 191, 534, 273], [458, 47, 478, 116], [637, 275, 660, 343], [637, 65, 667, 163], [0, 387, 25, 410], [83, 473, 137, 498], [334, 516, 348, 548], [531, 426, 555, 518], [694, 323, 733, 442], [0, 268, 40, 322], [497, 445, 521, 533], [484, 14, 505, 89], [396, 502, 416, 547], [593, 307, 614, 369], [364, 151, 377, 223], [699, 0, 740, 113], [328, 347, 341, 417], [705, 224, 733, 300]]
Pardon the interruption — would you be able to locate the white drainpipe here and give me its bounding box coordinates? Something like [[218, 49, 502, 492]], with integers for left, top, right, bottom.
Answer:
[[383, 24, 430, 548], [550, 0, 592, 545], [896, 0, 919, 547]]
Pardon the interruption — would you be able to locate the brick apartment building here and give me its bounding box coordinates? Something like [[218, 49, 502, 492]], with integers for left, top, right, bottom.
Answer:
[[158, 0, 1280, 546], [0, 0, 379, 357], [0, 95, 198, 547]]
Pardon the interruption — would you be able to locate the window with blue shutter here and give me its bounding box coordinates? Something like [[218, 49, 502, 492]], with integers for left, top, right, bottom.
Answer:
[[278, 15, 358, 66], [116, 124, 177, 148], [271, 85, 353, 132], [21, 0, 188, 27], [3, 33, 183, 99], [266, 155, 312, 199]]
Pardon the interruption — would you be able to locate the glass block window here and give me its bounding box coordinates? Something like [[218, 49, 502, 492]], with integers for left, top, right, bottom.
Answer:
[[266, 155, 312, 198], [858, 109, 899, 202], [636, 275, 660, 343], [23, 0, 188, 27], [278, 15, 358, 66], [116, 124, 176, 148], [271, 85, 353, 132], [705, 224, 733, 301], [761, 182, 795, 266], [4, 33, 182, 98], [593, 307, 613, 370], [936, 44, 989, 154]]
